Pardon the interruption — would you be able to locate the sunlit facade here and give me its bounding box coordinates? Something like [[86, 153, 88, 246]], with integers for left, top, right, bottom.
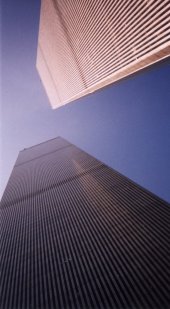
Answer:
[[1, 137, 170, 308], [37, 0, 170, 108]]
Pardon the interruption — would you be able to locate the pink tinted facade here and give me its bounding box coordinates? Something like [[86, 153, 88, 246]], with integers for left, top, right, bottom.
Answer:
[[37, 0, 170, 109]]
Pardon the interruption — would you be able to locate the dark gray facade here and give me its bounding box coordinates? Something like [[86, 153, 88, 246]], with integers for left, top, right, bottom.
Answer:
[[1, 137, 170, 309]]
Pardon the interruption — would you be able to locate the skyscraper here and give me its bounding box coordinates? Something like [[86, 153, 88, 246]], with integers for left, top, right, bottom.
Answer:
[[37, 0, 170, 108], [1, 137, 170, 309]]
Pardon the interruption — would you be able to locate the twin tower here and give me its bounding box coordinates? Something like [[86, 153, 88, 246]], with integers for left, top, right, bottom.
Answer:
[[1, 1, 170, 308], [37, 0, 170, 108], [1, 137, 169, 308]]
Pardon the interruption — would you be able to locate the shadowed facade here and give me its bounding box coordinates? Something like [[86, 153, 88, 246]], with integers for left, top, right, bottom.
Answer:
[[1, 137, 170, 309]]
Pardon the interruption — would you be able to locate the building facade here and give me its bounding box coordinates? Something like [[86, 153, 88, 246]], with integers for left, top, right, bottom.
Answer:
[[37, 0, 170, 108], [0, 137, 170, 309]]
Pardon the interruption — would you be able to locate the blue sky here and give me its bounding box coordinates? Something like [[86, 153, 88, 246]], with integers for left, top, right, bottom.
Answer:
[[1, 0, 170, 202]]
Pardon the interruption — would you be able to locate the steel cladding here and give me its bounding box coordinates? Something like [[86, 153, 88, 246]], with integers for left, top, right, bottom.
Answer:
[[37, 0, 170, 108], [1, 137, 170, 308]]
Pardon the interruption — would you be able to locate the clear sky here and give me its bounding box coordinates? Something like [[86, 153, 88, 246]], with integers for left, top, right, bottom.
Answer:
[[1, 0, 170, 202]]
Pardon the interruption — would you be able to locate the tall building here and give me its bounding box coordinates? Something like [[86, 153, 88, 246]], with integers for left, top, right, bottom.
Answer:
[[1, 137, 170, 309], [37, 0, 170, 108]]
